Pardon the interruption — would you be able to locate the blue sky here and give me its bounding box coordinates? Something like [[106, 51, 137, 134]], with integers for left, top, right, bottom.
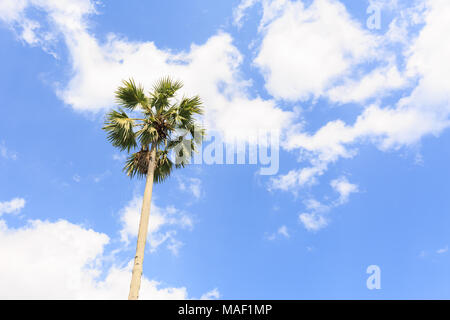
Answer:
[[0, 0, 450, 299]]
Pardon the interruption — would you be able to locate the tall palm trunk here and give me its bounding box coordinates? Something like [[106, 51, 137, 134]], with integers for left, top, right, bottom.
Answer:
[[128, 143, 156, 300]]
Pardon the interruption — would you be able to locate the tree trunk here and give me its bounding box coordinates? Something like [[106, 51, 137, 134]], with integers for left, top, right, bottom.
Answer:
[[128, 143, 157, 300]]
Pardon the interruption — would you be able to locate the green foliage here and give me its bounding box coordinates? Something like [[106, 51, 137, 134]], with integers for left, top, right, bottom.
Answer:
[[103, 77, 205, 183], [154, 150, 174, 183], [115, 79, 148, 111], [103, 109, 138, 152]]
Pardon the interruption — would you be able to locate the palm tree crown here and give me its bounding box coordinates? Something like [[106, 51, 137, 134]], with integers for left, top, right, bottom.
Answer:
[[103, 77, 205, 182]]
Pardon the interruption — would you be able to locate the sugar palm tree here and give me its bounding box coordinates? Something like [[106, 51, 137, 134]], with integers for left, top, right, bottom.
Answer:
[[103, 77, 205, 300]]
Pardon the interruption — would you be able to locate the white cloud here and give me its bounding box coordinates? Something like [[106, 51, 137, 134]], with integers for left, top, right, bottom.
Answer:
[[299, 212, 328, 232], [92, 170, 111, 183], [0, 198, 26, 216], [277, 225, 290, 238], [254, 0, 379, 101], [298, 198, 331, 231], [270, 161, 352, 213], [401, 0, 450, 110], [112, 154, 126, 162], [330, 177, 359, 204], [0, 0, 27, 23], [284, 103, 447, 168], [188, 179, 202, 199], [119, 196, 193, 255], [267, 224, 290, 240], [247, 0, 415, 105], [277, 0, 450, 190], [178, 177, 203, 200], [0, 218, 192, 299], [269, 162, 326, 192], [237, 0, 291, 29], [296, 178, 357, 232], [328, 63, 409, 104], [437, 246, 448, 254], [0, 141, 17, 160], [200, 288, 221, 300], [0, 200, 216, 299], [233, 0, 259, 27], [262, 0, 450, 216], [280, 0, 450, 162]]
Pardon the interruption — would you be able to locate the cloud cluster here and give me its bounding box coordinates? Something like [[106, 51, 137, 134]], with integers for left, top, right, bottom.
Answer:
[[299, 177, 358, 231], [0, 141, 18, 160], [0, 217, 190, 299], [119, 195, 194, 255], [0, 198, 216, 299], [267, 225, 290, 240], [330, 177, 359, 205], [254, 0, 380, 101], [0, 198, 26, 216], [262, 0, 450, 202], [178, 177, 203, 200]]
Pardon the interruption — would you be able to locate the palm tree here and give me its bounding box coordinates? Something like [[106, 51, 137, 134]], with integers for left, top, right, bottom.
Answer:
[[103, 77, 205, 300]]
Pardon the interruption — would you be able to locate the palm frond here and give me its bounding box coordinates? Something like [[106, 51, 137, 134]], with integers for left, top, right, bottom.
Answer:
[[123, 149, 148, 179], [123, 149, 174, 183], [115, 78, 148, 111], [154, 151, 173, 183], [179, 96, 203, 116], [103, 109, 137, 152], [176, 96, 204, 132], [136, 123, 159, 146], [150, 77, 184, 113], [153, 76, 183, 97]]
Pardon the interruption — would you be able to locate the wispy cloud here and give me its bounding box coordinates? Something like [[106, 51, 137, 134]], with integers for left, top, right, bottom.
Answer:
[[0, 198, 26, 216], [331, 177, 359, 205], [178, 177, 203, 200], [119, 195, 194, 255], [298, 177, 359, 232], [437, 246, 448, 254], [0, 141, 17, 160], [112, 154, 126, 162], [267, 225, 290, 240], [200, 288, 221, 300]]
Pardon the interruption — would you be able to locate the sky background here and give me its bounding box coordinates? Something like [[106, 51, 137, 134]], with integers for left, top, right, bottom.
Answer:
[[0, 0, 450, 299]]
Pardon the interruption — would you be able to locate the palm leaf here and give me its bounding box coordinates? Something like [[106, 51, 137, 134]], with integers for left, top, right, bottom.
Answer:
[[123, 149, 148, 179], [103, 109, 137, 152], [136, 123, 159, 146], [115, 79, 148, 111], [153, 76, 183, 97], [123, 149, 174, 183], [154, 151, 174, 183], [151, 77, 184, 113]]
